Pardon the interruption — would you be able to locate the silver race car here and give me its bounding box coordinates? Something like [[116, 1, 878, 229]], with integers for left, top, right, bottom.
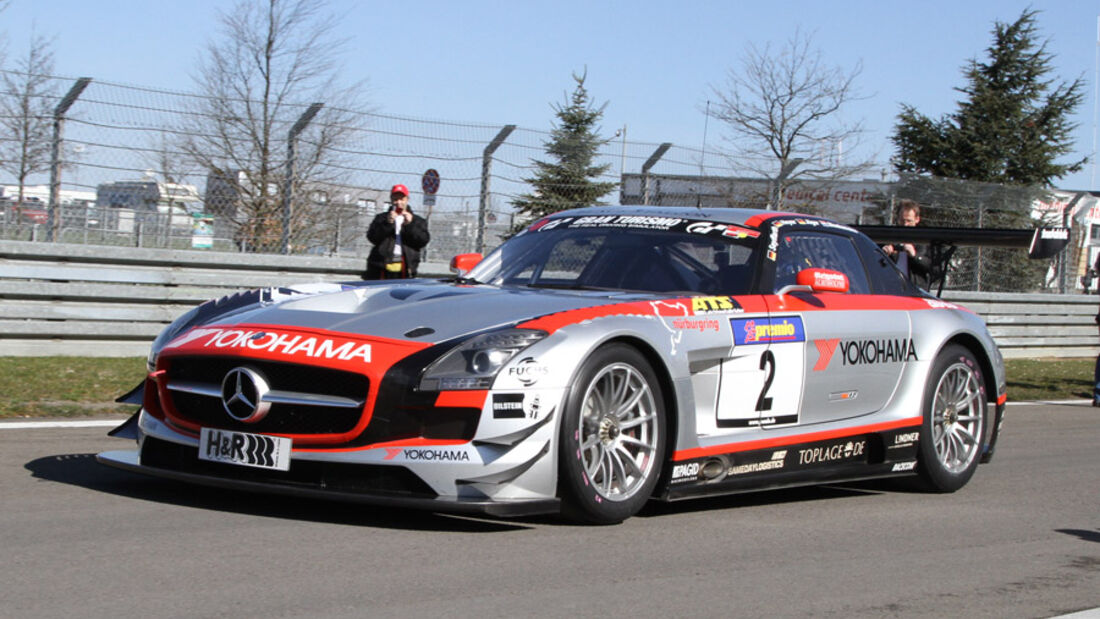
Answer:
[[99, 206, 1006, 524]]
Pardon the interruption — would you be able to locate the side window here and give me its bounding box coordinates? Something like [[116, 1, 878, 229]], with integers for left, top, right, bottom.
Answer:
[[774, 231, 871, 294], [853, 234, 914, 295]]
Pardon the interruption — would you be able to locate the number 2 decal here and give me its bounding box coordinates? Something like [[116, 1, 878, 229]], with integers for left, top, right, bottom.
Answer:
[[756, 350, 775, 412]]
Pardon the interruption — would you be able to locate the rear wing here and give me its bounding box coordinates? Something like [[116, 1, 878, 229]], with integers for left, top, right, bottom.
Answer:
[[854, 225, 1069, 294]]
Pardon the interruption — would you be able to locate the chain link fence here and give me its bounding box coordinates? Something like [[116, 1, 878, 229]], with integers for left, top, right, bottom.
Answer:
[[1, 72, 1095, 292]]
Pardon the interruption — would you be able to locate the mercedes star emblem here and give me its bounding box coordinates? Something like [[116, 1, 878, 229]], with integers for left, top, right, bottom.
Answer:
[[220, 366, 272, 423]]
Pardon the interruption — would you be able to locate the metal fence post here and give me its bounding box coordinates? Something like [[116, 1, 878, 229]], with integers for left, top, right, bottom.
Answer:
[[641, 143, 672, 206], [478, 125, 516, 254], [281, 103, 323, 255], [46, 77, 92, 242]]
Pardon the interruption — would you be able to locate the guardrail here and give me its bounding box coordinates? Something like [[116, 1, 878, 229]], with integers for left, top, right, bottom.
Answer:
[[0, 240, 451, 357], [1, 239, 1096, 359]]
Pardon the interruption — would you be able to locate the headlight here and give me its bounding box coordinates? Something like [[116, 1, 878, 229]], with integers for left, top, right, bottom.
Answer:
[[419, 329, 547, 391]]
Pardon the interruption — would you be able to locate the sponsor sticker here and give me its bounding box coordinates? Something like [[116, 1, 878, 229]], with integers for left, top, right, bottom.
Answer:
[[728, 450, 788, 476], [670, 462, 701, 483], [691, 296, 743, 314], [199, 427, 291, 471], [685, 221, 761, 239], [166, 327, 372, 363], [672, 318, 721, 332], [796, 439, 867, 466], [892, 461, 917, 472], [383, 447, 471, 462], [732, 316, 805, 345], [492, 393, 526, 419], [892, 431, 920, 447], [507, 357, 550, 386], [813, 337, 917, 371]]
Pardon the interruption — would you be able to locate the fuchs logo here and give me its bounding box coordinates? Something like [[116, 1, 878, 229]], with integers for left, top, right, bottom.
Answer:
[[813, 338, 918, 371], [732, 316, 805, 345], [508, 357, 549, 386]]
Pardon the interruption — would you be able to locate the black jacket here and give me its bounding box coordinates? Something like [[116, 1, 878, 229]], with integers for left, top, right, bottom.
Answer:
[[364, 207, 430, 279]]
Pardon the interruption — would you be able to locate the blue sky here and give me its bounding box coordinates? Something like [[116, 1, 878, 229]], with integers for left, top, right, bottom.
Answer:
[[4, 0, 1098, 190]]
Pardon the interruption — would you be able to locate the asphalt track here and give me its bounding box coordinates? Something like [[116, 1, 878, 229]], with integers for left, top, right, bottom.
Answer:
[[2, 402, 1097, 618]]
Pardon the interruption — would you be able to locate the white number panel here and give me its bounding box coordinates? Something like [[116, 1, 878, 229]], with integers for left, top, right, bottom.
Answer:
[[715, 316, 806, 429]]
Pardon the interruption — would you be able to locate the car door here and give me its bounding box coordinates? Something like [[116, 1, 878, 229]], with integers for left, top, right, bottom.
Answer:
[[766, 229, 912, 427]]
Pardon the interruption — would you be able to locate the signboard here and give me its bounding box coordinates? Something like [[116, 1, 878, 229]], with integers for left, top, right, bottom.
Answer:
[[192, 214, 214, 249], [422, 169, 440, 195]]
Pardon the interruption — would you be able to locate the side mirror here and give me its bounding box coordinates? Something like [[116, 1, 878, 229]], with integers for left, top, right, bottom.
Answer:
[[796, 268, 849, 293], [450, 253, 482, 276]]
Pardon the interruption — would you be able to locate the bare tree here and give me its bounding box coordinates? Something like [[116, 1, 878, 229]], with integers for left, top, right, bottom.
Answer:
[[0, 31, 57, 210], [181, 0, 366, 252], [707, 30, 874, 209]]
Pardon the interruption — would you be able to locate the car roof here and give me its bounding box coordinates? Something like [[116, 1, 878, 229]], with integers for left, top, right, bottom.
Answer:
[[550, 205, 826, 230]]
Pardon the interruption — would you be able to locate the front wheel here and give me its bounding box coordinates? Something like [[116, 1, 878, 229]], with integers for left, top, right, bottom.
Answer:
[[558, 344, 666, 524], [915, 344, 986, 492]]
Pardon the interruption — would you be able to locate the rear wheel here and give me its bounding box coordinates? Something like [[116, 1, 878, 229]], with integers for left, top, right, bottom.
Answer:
[[558, 344, 666, 524], [915, 344, 986, 492]]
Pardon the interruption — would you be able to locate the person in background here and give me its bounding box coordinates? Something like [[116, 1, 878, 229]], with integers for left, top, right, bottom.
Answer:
[[364, 184, 430, 279], [1092, 253, 1100, 406], [883, 199, 932, 290]]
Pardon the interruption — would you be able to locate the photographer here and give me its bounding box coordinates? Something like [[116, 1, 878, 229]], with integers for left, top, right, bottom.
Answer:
[[883, 200, 931, 290], [363, 184, 430, 279]]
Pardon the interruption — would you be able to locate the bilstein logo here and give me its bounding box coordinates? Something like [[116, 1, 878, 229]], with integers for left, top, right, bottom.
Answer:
[[813, 338, 918, 371]]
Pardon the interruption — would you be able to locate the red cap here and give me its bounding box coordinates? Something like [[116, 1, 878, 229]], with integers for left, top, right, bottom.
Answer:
[[391, 184, 409, 196]]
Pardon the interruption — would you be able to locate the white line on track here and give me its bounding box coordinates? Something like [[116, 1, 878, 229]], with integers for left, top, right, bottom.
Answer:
[[0, 419, 125, 430]]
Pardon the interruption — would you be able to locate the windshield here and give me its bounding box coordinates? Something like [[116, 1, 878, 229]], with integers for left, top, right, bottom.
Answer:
[[467, 220, 760, 295]]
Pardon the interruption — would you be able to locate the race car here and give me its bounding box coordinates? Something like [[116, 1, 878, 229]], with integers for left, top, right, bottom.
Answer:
[[98, 206, 1006, 524]]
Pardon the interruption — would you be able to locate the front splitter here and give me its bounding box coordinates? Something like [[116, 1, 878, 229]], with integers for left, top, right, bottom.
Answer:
[[96, 449, 560, 518]]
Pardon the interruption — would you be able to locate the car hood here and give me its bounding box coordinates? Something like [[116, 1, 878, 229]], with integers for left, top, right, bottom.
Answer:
[[208, 279, 651, 344]]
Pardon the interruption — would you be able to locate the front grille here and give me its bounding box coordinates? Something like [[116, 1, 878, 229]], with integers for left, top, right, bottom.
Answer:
[[164, 356, 368, 436], [141, 436, 437, 497]]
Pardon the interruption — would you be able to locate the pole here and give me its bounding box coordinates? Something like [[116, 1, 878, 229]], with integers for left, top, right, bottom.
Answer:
[[281, 102, 323, 255], [46, 77, 91, 242], [478, 124, 515, 254], [641, 143, 672, 205], [619, 124, 627, 181], [1092, 16, 1099, 189]]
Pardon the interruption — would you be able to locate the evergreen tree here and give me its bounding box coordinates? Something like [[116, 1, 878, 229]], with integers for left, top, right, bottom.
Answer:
[[512, 71, 616, 230], [890, 10, 1084, 292], [892, 9, 1085, 186]]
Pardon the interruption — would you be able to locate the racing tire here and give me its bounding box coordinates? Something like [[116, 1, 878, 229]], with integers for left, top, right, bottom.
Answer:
[[558, 344, 666, 524], [914, 344, 986, 493]]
